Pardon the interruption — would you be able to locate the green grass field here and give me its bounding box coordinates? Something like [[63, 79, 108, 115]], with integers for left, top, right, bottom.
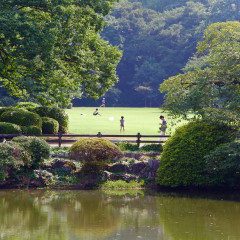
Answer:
[[66, 107, 187, 135]]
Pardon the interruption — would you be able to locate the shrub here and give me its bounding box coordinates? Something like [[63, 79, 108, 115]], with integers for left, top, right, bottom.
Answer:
[[34, 106, 68, 133], [0, 122, 22, 134], [42, 117, 59, 134], [0, 142, 31, 181], [15, 102, 39, 111], [205, 142, 240, 188], [157, 121, 235, 187], [81, 161, 107, 174], [0, 109, 42, 128], [12, 136, 50, 167], [140, 144, 163, 153], [21, 126, 42, 135], [116, 142, 139, 152], [0, 107, 18, 117], [70, 138, 123, 162]]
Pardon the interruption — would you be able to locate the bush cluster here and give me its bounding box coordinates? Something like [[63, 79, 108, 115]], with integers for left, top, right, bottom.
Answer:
[[15, 102, 39, 111], [0, 109, 42, 128], [0, 142, 31, 181], [13, 136, 50, 167], [0, 122, 22, 134], [34, 106, 68, 133], [0, 104, 69, 135], [157, 121, 235, 187], [117, 142, 139, 152], [42, 117, 59, 134]]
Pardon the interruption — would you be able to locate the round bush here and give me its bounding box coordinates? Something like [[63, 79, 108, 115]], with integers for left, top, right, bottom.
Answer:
[[70, 138, 123, 162], [205, 142, 240, 188], [15, 102, 39, 111], [22, 126, 42, 135], [0, 122, 22, 134], [0, 107, 18, 117], [0, 142, 31, 181], [157, 121, 235, 187], [34, 106, 68, 133], [12, 136, 50, 167], [42, 117, 59, 134], [0, 109, 42, 128]]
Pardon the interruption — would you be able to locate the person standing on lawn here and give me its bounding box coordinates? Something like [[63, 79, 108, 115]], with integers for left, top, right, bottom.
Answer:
[[159, 115, 167, 135], [120, 116, 125, 132]]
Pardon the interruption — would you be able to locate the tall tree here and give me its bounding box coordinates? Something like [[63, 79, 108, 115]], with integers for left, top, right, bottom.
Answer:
[[0, 0, 121, 106], [160, 21, 240, 126]]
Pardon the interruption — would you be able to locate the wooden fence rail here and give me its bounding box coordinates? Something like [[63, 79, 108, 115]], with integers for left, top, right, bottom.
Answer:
[[0, 133, 170, 147]]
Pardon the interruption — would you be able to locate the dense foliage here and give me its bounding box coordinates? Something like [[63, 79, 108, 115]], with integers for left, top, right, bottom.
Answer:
[[205, 142, 240, 188], [0, 109, 42, 128], [0, 0, 121, 106], [12, 136, 50, 167], [0, 122, 22, 134], [161, 21, 240, 125], [42, 117, 59, 134], [0, 142, 30, 181], [70, 138, 122, 162], [157, 121, 235, 187], [15, 102, 40, 111], [34, 106, 68, 133], [21, 126, 42, 135], [100, 0, 240, 106]]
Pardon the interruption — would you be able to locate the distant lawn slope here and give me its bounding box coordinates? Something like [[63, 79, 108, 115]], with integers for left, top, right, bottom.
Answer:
[[66, 107, 187, 135]]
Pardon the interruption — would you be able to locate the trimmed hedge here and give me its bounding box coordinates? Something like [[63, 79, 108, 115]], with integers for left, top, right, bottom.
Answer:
[[12, 136, 50, 167], [0, 122, 22, 134], [116, 142, 139, 152], [34, 106, 68, 133], [140, 144, 163, 153], [42, 117, 59, 134], [0, 107, 18, 117], [15, 102, 39, 111], [22, 126, 42, 135], [0, 142, 31, 181], [0, 109, 42, 128], [70, 138, 123, 162], [157, 121, 235, 187], [205, 142, 240, 188]]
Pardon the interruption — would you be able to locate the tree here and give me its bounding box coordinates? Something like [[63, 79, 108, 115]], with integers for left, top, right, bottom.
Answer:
[[102, 0, 240, 107], [0, 0, 121, 107], [135, 85, 153, 107], [160, 21, 240, 126]]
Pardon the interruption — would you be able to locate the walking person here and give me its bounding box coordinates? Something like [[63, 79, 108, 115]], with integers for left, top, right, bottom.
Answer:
[[120, 116, 125, 132], [159, 115, 167, 136], [100, 97, 106, 107]]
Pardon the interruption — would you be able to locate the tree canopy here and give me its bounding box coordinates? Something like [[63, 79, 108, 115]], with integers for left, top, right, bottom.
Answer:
[[102, 0, 240, 106], [0, 0, 121, 106], [160, 21, 240, 126]]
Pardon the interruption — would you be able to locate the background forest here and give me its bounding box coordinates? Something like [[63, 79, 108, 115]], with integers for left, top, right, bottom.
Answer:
[[77, 0, 239, 107]]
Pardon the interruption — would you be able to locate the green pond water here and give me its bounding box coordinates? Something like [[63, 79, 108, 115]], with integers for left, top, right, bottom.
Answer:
[[0, 190, 240, 240]]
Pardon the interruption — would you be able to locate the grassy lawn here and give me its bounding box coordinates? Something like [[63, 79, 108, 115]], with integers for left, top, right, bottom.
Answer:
[[66, 107, 187, 135]]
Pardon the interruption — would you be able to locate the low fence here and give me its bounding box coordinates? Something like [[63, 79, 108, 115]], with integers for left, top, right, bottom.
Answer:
[[0, 133, 170, 147]]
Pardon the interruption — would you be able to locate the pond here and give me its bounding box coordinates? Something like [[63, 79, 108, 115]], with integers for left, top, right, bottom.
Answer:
[[0, 190, 240, 240]]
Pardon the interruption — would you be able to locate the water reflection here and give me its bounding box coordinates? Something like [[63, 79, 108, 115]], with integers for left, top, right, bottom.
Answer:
[[0, 190, 239, 240]]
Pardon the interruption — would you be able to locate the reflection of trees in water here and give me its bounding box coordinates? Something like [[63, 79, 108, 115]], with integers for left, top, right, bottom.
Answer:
[[156, 195, 240, 240], [1, 190, 239, 240], [0, 190, 157, 240]]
